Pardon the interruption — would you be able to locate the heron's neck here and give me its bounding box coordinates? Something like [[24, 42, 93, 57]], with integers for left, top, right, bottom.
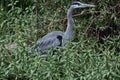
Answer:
[[64, 7, 74, 39]]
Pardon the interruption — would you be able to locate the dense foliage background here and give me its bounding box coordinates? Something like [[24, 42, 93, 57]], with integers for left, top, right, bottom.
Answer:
[[0, 0, 120, 80]]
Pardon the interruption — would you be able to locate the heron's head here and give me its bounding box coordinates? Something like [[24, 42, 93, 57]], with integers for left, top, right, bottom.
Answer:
[[71, 1, 95, 9]]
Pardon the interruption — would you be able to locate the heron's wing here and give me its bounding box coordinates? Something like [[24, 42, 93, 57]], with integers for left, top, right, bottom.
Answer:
[[36, 35, 62, 52], [37, 37, 60, 51]]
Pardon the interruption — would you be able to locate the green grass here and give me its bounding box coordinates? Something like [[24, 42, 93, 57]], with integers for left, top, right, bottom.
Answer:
[[0, 0, 120, 80]]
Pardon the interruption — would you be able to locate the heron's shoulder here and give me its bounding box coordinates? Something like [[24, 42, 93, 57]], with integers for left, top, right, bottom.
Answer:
[[43, 31, 64, 38], [38, 31, 64, 42], [48, 31, 64, 35]]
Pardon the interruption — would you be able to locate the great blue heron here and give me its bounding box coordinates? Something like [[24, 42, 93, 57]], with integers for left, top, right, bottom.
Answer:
[[36, 1, 95, 54]]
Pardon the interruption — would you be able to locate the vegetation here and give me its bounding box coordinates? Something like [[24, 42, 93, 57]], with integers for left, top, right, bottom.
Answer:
[[0, 0, 120, 80]]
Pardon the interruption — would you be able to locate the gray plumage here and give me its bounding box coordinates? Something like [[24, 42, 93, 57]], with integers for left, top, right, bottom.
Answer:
[[36, 1, 95, 53]]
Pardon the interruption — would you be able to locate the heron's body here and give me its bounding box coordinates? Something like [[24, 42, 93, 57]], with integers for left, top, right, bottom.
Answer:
[[37, 31, 64, 52], [36, 1, 95, 54]]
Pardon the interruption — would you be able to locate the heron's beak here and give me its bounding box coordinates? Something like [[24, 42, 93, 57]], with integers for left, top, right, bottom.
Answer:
[[81, 3, 95, 7]]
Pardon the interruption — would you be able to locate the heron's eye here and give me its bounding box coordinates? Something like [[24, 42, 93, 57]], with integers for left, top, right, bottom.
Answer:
[[72, 3, 81, 6]]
